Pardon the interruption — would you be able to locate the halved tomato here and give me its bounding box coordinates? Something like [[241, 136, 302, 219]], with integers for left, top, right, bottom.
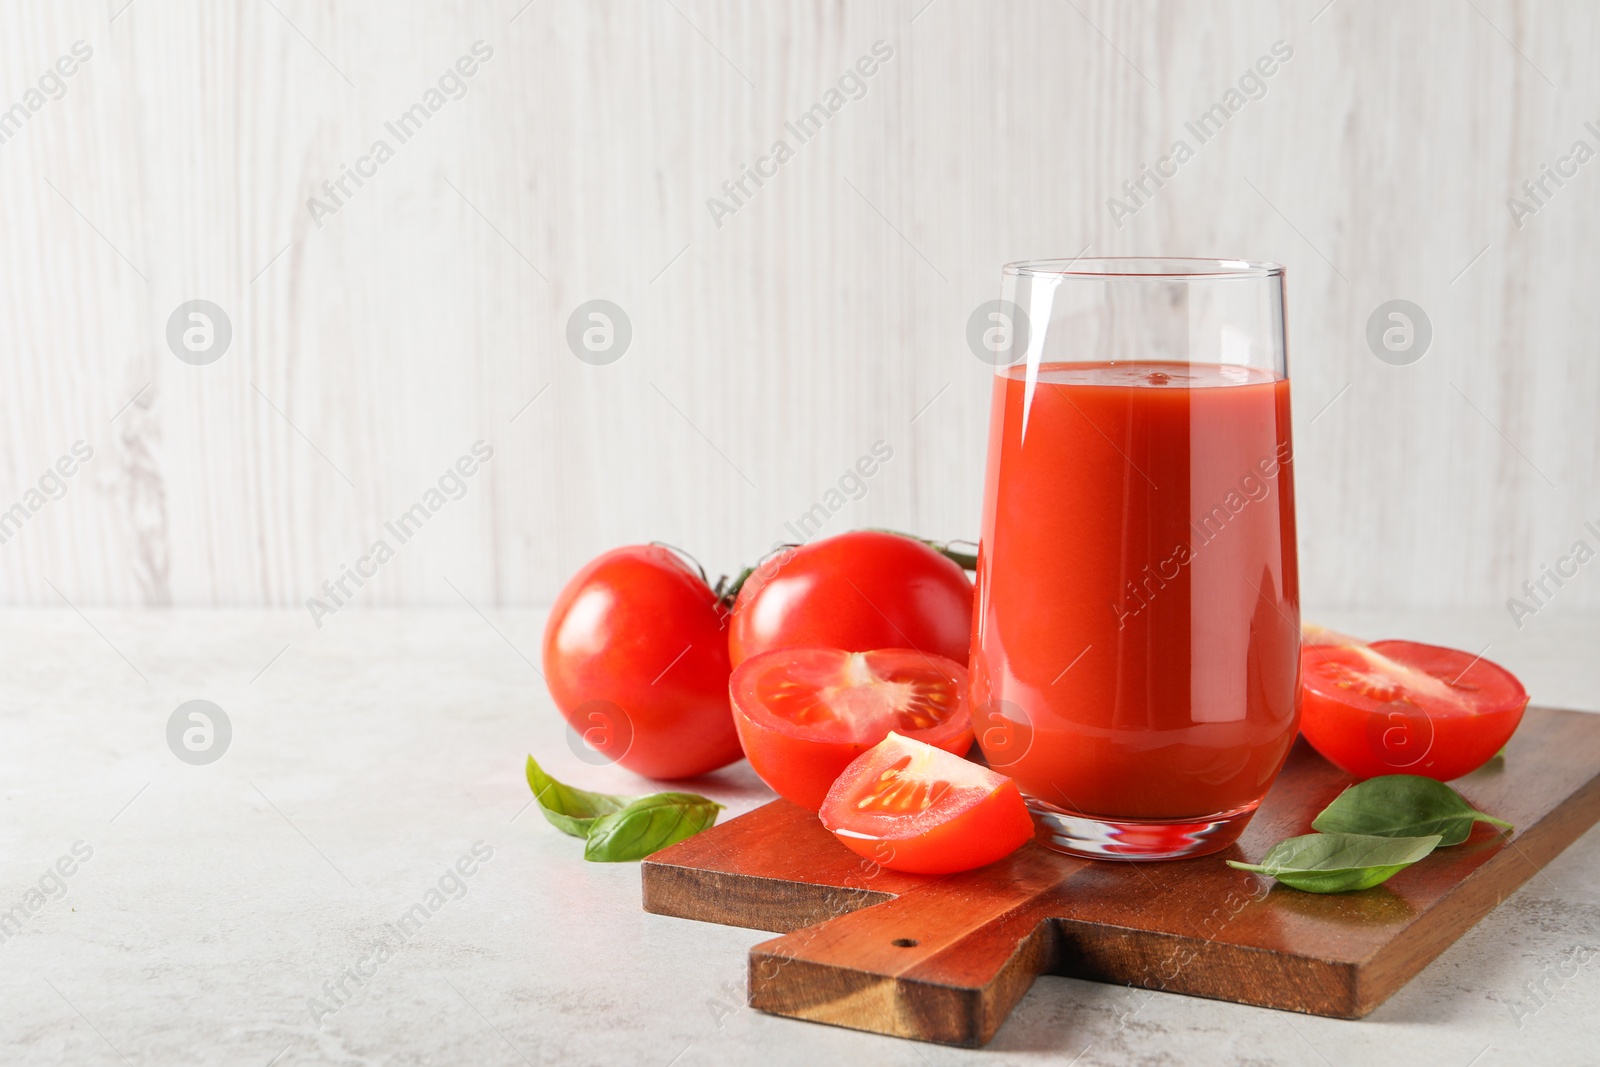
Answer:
[[818, 733, 1035, 874], [1300, 637, 1529, 781], [730, 647, 974, 811]]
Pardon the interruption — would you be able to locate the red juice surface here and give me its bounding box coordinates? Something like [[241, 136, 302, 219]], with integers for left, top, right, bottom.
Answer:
[[972, 361, 1301, 820]]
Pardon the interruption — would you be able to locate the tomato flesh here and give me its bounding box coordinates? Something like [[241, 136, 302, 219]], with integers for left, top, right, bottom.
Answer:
[[728, 530, 974, 669], [731, 647, 974, 811], [1299, 637, 1528, 781], [819, 733, 1035, 874]]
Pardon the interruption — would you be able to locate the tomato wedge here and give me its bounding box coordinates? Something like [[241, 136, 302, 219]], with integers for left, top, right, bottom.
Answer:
[[730, 647, 974, 811], [1299, 637, 1529, 781], [819, 733, 1035, 874]]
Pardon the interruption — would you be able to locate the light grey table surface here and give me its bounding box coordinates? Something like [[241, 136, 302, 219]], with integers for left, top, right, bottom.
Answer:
[[2, 607, 1597, 1067]]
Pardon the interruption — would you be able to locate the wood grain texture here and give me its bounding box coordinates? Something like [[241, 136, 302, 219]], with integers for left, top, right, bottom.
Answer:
[[642, 706, 1600, 1047], [2, 1, 1597, 612]]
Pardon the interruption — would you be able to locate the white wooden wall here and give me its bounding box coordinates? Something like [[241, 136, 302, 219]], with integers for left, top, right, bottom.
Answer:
[[2, 0, 1596, 616]]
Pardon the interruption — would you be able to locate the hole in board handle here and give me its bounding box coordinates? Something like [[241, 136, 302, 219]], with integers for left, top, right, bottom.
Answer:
[[891, 938, 919, 948]]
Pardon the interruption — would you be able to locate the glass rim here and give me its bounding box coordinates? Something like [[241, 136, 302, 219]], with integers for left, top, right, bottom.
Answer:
[[1002, 257, 1284, 280]]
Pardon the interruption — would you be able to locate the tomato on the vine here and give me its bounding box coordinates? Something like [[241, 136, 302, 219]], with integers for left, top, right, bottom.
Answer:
[[1299, 637, 1528, 781], [818, 733, 1035, 874], [727, 531, 974, 669], [542, 545, 743, 780], [730, 646, 974, 811]]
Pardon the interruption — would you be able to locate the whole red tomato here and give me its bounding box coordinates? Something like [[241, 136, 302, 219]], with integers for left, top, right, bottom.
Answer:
[[727, 531, 974, 668], [542, 545, 743, 779]]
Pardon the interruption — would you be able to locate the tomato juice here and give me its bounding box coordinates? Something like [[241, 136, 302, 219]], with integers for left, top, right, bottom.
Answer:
[[972, 361, 1301, 825]]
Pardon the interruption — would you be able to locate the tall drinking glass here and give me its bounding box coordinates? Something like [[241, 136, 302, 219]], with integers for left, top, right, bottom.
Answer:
[[971, 258, 1300, 860]]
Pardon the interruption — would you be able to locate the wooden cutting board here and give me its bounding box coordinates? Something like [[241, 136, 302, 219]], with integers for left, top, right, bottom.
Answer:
[[642, 705, 1600, 1047]]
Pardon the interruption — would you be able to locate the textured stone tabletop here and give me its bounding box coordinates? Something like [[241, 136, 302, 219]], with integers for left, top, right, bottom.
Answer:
[[2, 608, 1597, 1066]]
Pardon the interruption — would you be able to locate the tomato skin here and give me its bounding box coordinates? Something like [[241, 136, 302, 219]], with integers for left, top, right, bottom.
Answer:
[[819, 734, 1035, 875], [542, 545, 743, 780], [1298, 639, 1529, 781], [727, 531, 974, 669], [733, 714, 847, 812], [730, 647, 974, 811]]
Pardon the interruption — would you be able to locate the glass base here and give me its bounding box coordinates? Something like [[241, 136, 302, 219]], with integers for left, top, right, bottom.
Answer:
[[1026, 797, 1261, 861]]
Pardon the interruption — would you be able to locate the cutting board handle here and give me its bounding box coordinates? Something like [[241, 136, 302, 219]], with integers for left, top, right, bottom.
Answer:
[[746, 853, 1068, 1047]]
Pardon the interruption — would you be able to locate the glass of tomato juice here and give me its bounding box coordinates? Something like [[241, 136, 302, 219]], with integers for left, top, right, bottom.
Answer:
[[971, 258, 1301, 860]]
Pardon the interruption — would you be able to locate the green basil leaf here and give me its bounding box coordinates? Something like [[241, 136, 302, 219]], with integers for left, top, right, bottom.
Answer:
[[525, 755, 635, 838], [1311, 774, 1513, 846], [1227, 832, 1441, 893], [524, 756, 723, 861], [582, 792, 724, 862]]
